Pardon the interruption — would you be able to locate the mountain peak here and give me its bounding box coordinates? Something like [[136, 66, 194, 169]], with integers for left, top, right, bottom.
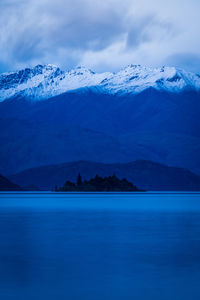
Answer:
[[126, 64, 142, 69], [69, 66, 96, 75]]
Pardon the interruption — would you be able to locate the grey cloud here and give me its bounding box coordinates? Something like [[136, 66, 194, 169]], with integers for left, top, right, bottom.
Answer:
[[51, 1, 128, 50], [166, 53, 200, 74], [126, 15, 175, 49], [0, 0, 129, 70], [126, 15, 157, 48]]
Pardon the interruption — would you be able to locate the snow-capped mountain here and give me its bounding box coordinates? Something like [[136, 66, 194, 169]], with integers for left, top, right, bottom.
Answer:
[[1, 63, 200, 176], [0, 64, 200, 102]]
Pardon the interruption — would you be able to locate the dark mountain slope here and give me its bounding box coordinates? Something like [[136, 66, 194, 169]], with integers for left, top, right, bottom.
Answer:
[[1, 89, 200, 175], [0, 174, 21, 191]]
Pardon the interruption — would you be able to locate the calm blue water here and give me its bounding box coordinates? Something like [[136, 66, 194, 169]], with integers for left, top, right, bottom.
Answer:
[[0, 192, 200, 300]]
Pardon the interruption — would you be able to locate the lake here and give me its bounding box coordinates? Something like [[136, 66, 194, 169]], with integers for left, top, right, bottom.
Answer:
[[0, 192, 200, 300]]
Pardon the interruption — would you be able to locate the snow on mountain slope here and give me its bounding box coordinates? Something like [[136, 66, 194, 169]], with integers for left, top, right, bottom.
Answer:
[[0, 65, 112, 102], [103, 65, 200, 94], [0, 64, 200, 102]]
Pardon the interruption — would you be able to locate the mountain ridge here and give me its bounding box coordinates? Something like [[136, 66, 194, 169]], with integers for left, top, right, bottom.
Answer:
[[0, 64, 200, 102]]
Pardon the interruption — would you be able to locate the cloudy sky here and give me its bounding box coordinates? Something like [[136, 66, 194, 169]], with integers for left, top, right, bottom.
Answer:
[[0, 0, 200, 73]]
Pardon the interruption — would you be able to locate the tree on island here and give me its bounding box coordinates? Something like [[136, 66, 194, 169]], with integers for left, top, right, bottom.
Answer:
[[77, 173, 82, 186], [58, 174, 144, 192]]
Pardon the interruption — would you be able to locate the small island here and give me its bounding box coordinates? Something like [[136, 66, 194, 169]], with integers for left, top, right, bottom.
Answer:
[[56, 173, 144, 192]]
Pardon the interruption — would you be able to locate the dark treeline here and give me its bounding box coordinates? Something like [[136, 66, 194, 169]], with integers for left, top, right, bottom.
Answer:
[[57, 173, 143, 192]]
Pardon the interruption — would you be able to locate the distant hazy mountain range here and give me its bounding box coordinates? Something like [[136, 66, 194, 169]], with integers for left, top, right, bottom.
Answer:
[[9, 160, 200, 191], [0, 64, 200, 190]]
